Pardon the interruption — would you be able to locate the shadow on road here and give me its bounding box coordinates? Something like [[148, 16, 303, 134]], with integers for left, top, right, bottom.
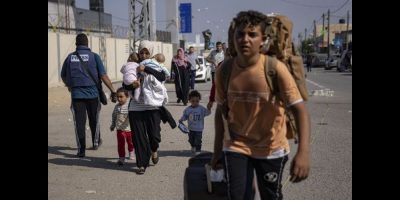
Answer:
[[158, 150, 212, 158], [48, 146, 136, 172]]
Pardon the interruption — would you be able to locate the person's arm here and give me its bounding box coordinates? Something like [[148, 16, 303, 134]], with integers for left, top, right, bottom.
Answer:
[[211, 105, 224, 170], [205, 52, 213, 63], [210, 67, 225, 169], [204, 106, 211, 116], [60, 56, 69, 88], [110, 106, 117, 131], [95, 54, 117, 102], [275, 60, 310, 182], [289, 102, 310, 183], [207, 80, 216, 110], [137, 66, 166, 82], [179, 109, 188, 123], [195, 56, 201, 66]]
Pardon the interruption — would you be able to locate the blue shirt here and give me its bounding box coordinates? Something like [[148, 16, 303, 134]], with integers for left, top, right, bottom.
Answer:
[[61, 51, 106, 99], [180, 105, 211, 132]]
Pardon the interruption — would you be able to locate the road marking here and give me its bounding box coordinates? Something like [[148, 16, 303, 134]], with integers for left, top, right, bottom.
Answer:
[[306, 79, 325, 89], [306, 79, 335, 97]]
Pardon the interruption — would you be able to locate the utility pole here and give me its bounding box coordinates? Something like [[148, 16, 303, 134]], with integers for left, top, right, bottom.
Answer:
[[129, 0, 154, 52], [313, 20, 316, 52], [346, 10, 350, 50], [304, 28, 307, 41], [65, 0, 70, 33], [322, 13, 325, 54], [327, 9, 330, 58], [298, 33, 302, 55]]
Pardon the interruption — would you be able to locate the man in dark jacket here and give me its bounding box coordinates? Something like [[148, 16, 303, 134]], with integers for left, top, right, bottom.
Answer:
[[61, 33, 117, 157]]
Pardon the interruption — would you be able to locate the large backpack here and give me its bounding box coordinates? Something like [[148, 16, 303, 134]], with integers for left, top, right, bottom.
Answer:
[[220, 14, 308, 143]]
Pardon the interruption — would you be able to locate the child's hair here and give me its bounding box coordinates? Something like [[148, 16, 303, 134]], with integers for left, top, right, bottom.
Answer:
[[189, 90, 201, 100], [153, 53, 165, 63], [128, 52, 139, 63], [116, 87, 129, 97]]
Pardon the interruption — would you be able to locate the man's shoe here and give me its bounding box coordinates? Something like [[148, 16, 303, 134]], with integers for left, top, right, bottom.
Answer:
[[177, 99, 181, 103], [77, 152, 85, 157]]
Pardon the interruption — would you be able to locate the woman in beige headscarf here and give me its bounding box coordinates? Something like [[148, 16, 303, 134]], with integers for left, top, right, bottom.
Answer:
[[171, 48, 191, 106], [123, 40, 166, 174]]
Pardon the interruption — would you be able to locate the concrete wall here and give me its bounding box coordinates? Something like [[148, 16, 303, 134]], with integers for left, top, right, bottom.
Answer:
[[48, 32, 173, 88]]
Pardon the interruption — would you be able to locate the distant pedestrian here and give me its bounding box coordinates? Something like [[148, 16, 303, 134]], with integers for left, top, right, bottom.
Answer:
[[171, 48, 191, 106]]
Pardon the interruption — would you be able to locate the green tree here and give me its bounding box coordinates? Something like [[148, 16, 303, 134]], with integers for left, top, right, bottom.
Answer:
[[301, 38, 316, 55]]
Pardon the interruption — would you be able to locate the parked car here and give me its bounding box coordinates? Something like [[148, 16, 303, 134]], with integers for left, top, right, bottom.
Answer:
[[325, 54, 341, 70], [195, 56, 211, 82], [310, 53, 328, 67]]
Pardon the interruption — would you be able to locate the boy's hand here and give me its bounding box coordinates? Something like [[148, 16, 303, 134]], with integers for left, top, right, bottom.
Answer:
[[207, 101, 214, 110], [137, 65, 145, 73], [289, 151, 310, 183], [210, 155, 224, 170], [110, 127, 115, 132], [110, 92, 117, 103]]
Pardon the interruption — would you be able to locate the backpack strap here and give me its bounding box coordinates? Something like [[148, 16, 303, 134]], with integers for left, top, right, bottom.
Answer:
[[264, 55, 280, 102]]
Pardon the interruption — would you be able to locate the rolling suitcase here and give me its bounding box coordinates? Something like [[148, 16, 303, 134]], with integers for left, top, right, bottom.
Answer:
[[183, 152, 227, 200]]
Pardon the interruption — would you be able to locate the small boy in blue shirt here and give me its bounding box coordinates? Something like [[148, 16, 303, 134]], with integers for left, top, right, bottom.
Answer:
[[179, 90, 211, 155]]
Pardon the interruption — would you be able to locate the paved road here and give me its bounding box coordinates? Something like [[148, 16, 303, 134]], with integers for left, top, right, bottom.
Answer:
[[48, 68, 352, 200]]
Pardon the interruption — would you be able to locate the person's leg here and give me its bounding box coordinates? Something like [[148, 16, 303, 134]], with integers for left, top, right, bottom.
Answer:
[[125, 130, 135, 154], [129, 111, 151, 170], [224, 151, 254, 200], [188, 131, 195, 148], [253, 155, 288, 200], [86, 98, 101, 148], [146, 110, 162, 164], [190, 70, 196, 89], [146, 110, 162, 153], [116, 130, 126, 159], [193, 131, 202, 152], [175, 69, 182, 102], [71, 99, 87, 155], [211, 71, 215, 83], [181, 69, 190, 105]]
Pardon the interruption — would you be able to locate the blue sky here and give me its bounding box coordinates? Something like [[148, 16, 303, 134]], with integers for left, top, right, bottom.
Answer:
[[75, 0, 352, 44]]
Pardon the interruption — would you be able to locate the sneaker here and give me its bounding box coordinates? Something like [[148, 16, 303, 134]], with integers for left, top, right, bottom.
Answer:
[[117, 158, 125, 166], [195, 151, 201, 156], [77, 152, 85, 158], [128, 152, 135, 160]]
